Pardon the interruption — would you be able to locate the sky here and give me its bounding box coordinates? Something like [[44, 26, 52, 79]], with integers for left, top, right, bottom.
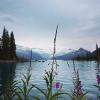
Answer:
[[0, 0, 100, 52]]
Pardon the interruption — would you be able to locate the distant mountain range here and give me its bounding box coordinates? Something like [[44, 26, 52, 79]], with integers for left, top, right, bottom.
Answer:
[[16, 45, 50, 60], [55, 48, 91, 60], [16, 45, 99, 60]]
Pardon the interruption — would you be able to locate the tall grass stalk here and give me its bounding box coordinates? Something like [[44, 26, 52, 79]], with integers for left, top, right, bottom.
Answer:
[[72, 70, 87, 100], [67, 61, 88, 100], [32, 25, 68, 100], [15, 49, 33, 100]]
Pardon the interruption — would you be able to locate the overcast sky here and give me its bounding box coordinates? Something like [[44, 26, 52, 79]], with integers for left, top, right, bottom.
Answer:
[[0, 0, 100, 52]]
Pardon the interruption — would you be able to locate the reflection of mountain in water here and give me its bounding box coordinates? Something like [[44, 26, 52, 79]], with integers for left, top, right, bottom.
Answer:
[[0, 63, 16, 95]]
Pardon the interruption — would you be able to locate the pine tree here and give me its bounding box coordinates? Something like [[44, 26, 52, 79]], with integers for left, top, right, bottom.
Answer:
[[96, 43, 99, 60], [0, 38, 2, 59], [9, 32, 16, 60], [2, 27, 10, 60]]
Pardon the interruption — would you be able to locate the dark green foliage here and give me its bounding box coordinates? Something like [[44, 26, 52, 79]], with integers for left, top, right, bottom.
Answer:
[[0, 27, 17, 60], [2, 27, 10, 60], [9, 32, 16, 60], [16, 73, 33, 100]]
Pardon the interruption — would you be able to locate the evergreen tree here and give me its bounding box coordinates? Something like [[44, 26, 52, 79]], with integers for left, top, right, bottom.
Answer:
[[2, 27, 10, 60], [9, 32, 16, 60], [0, 38, 2, 59], [86, 52, 89, 60], [96, 43, 99, 60]]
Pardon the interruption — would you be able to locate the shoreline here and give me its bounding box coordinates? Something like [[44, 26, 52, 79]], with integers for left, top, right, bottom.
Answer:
[[0, 59, 98, 63], [0, 60, 29, 63], [0, 60, 18, 63], [0, 60, 38, 63]]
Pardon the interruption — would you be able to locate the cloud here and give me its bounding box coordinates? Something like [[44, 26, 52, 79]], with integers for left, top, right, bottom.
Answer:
[[0, 15, 14, 23], [0, 0, 100, 51]]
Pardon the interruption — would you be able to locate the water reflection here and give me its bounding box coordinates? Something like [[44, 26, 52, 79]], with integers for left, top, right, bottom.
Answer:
[[95, 61, 100, 91], [0, 61, 99, 99], [94, 61, 100, 100], [0, 63, 16, 95]]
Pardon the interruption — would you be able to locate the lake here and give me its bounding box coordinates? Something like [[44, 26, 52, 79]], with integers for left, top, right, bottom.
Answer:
[[0, 60, 100, 99]]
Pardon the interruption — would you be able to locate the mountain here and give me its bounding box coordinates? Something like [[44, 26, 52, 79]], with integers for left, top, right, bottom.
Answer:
[[16, 45, 43, 60], [30, 48, 51, 59], [16, 45, 93, 60], [55, 48, 91, 60], [55, 49, 75, 56], [16, 45, 50, 60]]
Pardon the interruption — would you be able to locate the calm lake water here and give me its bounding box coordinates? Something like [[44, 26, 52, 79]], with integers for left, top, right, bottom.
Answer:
[[0, 60, 100, 99]]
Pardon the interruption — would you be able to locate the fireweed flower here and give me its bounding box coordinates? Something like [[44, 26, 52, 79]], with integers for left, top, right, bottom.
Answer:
[[73, 70, 83, 96], [53, 82, 61, 90], [96, 75, 100, 84], [75, 80, 83, 95]]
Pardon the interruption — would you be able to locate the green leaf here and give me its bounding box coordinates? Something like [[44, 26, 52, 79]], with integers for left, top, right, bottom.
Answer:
[[32, 85, 47, 98], [27, 86, 33, 95], [34, 96, 40, 100]]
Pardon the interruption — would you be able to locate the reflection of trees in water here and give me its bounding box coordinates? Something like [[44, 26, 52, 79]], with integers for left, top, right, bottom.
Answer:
[[95, 61, 100, 90], [0, 63, 16, 95], [95, 44, 100, 91], [95, 61, 100, 99]]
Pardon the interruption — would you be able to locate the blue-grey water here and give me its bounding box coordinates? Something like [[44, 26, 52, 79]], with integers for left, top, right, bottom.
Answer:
[[0, 60, 100, 99]]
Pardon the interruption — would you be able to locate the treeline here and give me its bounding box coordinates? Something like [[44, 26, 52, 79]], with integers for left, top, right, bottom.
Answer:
[[73, 53, 93, 61], [0, 27, 17, 60], [74, 44, 100, 61]]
